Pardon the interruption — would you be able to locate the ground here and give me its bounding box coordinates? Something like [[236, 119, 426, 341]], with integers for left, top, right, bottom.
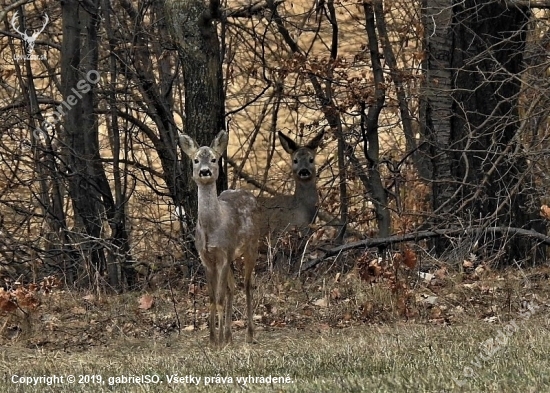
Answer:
[[1, 259, 550, 392]]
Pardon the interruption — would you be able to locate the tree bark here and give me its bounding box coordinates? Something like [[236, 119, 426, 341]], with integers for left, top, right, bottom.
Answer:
[[420, 0, 454, 229], [362, 2, 390, 239], [165, 0, 226, 227], [103, 0, 134, 289], [61, 0, 115, 284], [422, 0, 546, 263]]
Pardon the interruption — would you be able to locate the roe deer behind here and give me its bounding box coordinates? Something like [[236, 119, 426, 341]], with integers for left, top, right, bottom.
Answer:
[[256, 130, 324, 246], [179, 130, 258, 348]]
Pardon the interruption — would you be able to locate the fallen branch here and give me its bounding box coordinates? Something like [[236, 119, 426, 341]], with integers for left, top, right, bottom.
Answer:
[[301, 226, 550, 271]]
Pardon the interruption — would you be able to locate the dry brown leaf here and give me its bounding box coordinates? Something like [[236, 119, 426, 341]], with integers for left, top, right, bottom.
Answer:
[[541, 205, 550, 220], [13, 288, 40, 310], [359, 259, 382, 283], [71, 306, 86, 315], [40, 275, 62, 293], [0, 291, 17, 312], [330, 288, 341, 300], [232, 320, 245, 328], [138, 294, 154, 310], [183, 325, 195, 331], [430, 306, 442, 318], [361, 301, 374, 318], [475, 265, 486, 276], [188, 283, 198, 295], [396, 297, 407, 316], [82, 294, 95, 302], [403, 248, 417, 269], [393, 252, 402, 268], [463, 260, 474, 269], [434, 267, 447, 280]]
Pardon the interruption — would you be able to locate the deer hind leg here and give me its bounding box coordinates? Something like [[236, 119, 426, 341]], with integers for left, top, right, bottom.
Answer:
[[215, 254, 230, 348], [224, 266, 235, 345], [243, 244, 258, 343]]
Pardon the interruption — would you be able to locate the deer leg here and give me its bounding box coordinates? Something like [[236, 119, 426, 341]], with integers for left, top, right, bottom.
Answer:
[[243, 247, 257, 343], [205, 265, 217, 347], [215, 256, 230, 347], [224, 267, 235, 344]]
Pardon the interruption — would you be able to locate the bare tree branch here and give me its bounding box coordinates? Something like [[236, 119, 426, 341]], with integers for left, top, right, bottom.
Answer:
[[227, 0, 284, 18], [505, 0, 550, 9], [0, 0, 31, 23]]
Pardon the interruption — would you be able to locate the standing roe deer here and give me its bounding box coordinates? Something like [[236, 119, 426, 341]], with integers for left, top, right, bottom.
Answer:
[[179, 130, 258, 348], [257, 130, 324, 247]]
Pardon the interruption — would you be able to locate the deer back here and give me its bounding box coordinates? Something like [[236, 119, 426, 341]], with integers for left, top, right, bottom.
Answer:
[[216, 189, 258, 252]]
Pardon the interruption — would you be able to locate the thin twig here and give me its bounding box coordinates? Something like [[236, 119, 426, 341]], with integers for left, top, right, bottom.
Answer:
[[168, 280, 181, 334]]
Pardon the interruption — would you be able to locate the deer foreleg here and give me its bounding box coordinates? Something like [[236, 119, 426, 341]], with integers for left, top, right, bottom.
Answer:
[[204, 265, 217, 346]]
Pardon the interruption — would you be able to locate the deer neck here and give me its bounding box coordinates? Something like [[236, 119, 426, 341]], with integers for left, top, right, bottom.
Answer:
[[293, 178, 318, 205], [196, 182, 222, 229]]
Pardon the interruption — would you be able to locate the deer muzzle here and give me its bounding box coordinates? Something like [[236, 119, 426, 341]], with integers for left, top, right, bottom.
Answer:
[[298, 169, 312, 178]]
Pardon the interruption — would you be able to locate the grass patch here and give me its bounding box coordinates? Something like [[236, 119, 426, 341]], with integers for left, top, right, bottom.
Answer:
[[1, 266, 550, 392], [2, 319, 550, 392]]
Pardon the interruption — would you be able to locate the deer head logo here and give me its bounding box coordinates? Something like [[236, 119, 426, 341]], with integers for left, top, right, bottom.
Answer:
[[11, 12, 49, 59]]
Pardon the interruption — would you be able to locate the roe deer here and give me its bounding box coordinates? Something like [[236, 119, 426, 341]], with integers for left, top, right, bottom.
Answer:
[[257, 130, 324, 247], [179, 131, 258, 348]]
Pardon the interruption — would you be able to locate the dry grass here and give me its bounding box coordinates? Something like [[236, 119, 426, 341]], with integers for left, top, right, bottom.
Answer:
[[2, 320, 550, 392], [1, 264, 550, 392]]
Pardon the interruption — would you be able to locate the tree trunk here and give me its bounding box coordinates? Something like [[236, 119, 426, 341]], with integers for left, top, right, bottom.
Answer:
[[103, 0, 134, 290], [420, 0, 454, 235], [362, 2, 390, 239], [16, 7, 73, 282], [422, 0, 546, 263], [61, 0, 116, 284], [164, 0, 226, 228]]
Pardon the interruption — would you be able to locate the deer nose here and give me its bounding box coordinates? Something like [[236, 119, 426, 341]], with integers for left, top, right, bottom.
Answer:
[[298, 169, 311, 178], [199, 169, 212, 177]]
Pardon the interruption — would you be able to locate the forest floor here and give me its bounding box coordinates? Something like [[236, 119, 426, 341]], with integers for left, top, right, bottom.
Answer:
[[1, 257, 550, 392]]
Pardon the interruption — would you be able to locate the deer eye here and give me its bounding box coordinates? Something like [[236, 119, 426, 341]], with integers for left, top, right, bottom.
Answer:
[[194, 159, 199, 164], [293, 159, 298, 164], [211, 158, 216, 163]]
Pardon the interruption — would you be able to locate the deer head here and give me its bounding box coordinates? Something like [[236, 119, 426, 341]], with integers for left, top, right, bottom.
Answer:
[[278, 130, 324, 183], [179, 131, 228, 185]]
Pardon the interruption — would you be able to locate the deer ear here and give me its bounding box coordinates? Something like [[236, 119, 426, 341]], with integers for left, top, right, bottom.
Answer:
[[211, 130, 228, 156], [306, 130, 324, 151], [278, 131, 298, 154], [179, 134, 199, 158]]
